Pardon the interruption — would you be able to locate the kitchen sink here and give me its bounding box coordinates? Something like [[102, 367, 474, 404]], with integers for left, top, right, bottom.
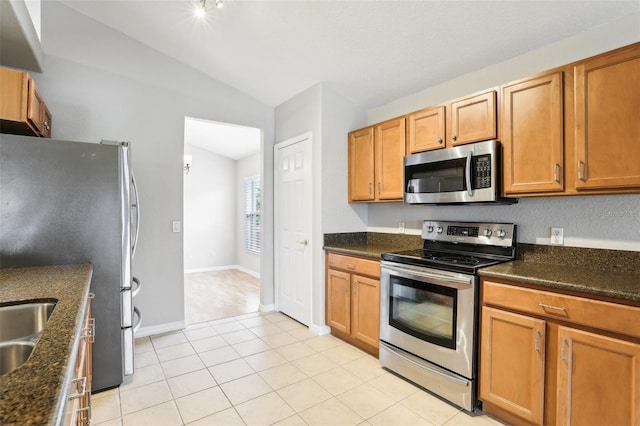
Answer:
[[0, 302, 56, 342], [0, 341, 37, 376], [0, 302, 56, 375]]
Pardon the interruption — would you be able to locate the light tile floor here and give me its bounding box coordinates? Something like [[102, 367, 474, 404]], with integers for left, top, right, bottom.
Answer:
[[92, 311, 507, 426]]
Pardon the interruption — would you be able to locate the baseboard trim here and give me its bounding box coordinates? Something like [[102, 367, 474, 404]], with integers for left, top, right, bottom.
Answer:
[[259, 304, 275, 313], [310, 324, 331, 335], [184, 264, 260, 278], [135, 320, 185, 338]]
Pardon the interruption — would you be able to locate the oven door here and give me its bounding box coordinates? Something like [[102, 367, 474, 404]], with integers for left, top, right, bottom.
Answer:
[[380, 261, 477, 379]]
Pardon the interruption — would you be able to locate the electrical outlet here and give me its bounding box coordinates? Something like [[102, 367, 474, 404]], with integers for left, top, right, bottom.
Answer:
[[398, 221, 406, 234], [550, 227, 564, 245]]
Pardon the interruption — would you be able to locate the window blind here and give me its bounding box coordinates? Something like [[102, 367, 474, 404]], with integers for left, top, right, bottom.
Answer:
[[245, 176, 261, 254]]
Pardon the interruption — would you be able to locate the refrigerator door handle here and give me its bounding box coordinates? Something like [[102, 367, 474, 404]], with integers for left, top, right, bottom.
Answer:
[[132, 277, 141, 298], [121, 288, 133, 327], [133, 307, 142, 332], [131, 171, 140, 257]]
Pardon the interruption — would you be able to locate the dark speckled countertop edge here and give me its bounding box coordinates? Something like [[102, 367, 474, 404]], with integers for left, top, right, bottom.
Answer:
[[324, 232, 640, 304], [0, 264, 93, 426], [323, 232, 423, 260]]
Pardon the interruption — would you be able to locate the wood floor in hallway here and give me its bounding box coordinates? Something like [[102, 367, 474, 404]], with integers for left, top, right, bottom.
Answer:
[[185, 269, 260, 325]]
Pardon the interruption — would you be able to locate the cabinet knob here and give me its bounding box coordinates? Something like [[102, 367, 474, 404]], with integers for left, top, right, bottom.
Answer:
[[451, 135, 457, 141], [437, 138, 443, 144]]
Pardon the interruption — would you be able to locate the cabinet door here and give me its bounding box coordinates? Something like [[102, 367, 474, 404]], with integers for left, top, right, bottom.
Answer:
[[348, 127, 375, 201], [350, 275, 379, 348], [407, 105, 445, 153], [326, 269, 351, 334], [374, 117, 405, 200], [479, 307, 546, 425], [556, 327, 640, 426], [27, 78, 46, 136], [0, 67, 29, 122], [502, 72, 564, 195], [574, 44, 640, 190], [449, 90, 497, 146]]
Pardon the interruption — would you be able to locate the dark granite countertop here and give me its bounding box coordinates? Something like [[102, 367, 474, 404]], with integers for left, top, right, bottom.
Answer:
[[323, 232, 423, 260], [0, 264, 93, 426], [480, 244, 640, 304]]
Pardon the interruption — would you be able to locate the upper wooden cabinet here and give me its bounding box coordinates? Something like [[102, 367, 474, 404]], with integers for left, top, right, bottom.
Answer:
[[574, 44, 640, 191], [348, 127, 375, 201], [406, 90, 497, 154], [448, 90, 497, 147], [0, 66, 52, 138], [502, 71, 564, 195], [348, 117, 405, 202], [407, 105, 445, 153]]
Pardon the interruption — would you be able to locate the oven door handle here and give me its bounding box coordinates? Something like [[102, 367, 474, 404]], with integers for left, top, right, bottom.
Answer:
[[383, 342, 470, 386], [465, 150, 474, 197], [382, 263, 472, 286]]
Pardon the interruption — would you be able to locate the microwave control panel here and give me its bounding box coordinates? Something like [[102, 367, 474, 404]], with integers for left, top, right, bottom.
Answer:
[[473, 155, 492, 189]]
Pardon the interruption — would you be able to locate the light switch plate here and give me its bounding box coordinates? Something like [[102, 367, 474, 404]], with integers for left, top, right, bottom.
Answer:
[[172, 221, 181, 233]]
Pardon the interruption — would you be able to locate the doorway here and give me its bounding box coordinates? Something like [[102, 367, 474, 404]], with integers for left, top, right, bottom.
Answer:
[[183, 116, 262, 325], [274, 133, 313, 326]]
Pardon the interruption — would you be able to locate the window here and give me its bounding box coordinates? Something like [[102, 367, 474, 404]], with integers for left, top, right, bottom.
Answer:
[[245, 176, 261, 254]]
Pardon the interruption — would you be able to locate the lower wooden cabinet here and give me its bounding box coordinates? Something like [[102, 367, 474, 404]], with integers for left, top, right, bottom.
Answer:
[[67, 295, 94, 426], [480, 307, 545, 425], [326, 252, 380, 356], [479, 279, 640, 426]]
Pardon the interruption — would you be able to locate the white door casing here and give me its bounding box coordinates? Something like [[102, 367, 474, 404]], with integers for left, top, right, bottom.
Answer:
[[274, 133, 312, 326]]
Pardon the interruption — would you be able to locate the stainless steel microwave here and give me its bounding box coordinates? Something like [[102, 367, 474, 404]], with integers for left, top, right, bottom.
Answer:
[[404, 140, 516, 205]]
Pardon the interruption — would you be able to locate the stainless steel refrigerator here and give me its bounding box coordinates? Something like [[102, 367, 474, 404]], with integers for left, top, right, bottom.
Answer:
[[0, 134, 141, 392]]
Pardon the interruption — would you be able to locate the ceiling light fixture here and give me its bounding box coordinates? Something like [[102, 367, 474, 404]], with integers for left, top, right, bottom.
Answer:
[[194, 0, 223, 18]]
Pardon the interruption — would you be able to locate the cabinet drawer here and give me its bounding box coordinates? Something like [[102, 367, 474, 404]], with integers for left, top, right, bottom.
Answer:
[[483, 280, 640, 339], [327, 253, 380, 278]]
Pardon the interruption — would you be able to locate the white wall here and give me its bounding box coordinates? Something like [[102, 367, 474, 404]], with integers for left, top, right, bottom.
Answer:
[[236, 153, 261, 275], [366, 13, 640, 251], [37, 2, 275, 333], [183, 144, 236, 271], [274, 83, 367, 330]]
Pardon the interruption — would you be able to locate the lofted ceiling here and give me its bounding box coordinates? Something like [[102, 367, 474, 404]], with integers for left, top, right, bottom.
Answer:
[[53, 0, 640, 111]]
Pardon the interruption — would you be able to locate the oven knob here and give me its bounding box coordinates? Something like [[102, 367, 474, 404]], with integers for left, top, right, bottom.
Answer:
[[427, 226, 434, 233], [497, 229, 507, 239], [436, 226, 443, 234], [484, 229, 492, 237]]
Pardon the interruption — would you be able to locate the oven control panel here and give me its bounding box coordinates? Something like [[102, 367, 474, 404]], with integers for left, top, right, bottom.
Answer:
[[422, 220, 516, 247]]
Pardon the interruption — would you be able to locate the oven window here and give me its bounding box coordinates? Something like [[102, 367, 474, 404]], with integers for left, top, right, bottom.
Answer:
[[388, 275, 457, 349]]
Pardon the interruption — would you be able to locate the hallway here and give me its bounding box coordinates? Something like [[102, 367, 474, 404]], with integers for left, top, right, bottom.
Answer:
[[185, 269, 260, 325]]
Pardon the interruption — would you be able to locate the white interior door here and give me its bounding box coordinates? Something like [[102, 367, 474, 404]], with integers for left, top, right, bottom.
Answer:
[[274, 134, 312, 326]]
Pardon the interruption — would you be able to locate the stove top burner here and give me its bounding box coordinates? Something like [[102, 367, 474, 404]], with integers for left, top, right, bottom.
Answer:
[[381, 248, 504, 274]]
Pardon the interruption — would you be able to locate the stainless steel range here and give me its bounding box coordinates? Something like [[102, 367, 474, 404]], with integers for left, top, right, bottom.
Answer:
[[379, 220, 517, 411]]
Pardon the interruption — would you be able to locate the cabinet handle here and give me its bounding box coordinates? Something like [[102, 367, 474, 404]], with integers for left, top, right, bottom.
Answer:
[[553, 163, 560, 183], [451, 134, 457, 141], [538, 302, 566, 312], [534, 329, 541, 352], [368, 182, 372, 195], [69, 377, 88, 400], [577, 160, 587, 181], [560, 338, 568, 361], [437, 137, 443, 144], [76, 405, 91, 425], [346, 263, 356, 271], [353, 282, 357, 296], [297, 240, 309, 246], [82, 318, 95, 343], [377, 182, 381, 195], [344, 281, 349, 294]]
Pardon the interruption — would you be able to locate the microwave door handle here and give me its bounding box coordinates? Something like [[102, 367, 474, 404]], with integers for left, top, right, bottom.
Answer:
[[465, 151, 473, 197]]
